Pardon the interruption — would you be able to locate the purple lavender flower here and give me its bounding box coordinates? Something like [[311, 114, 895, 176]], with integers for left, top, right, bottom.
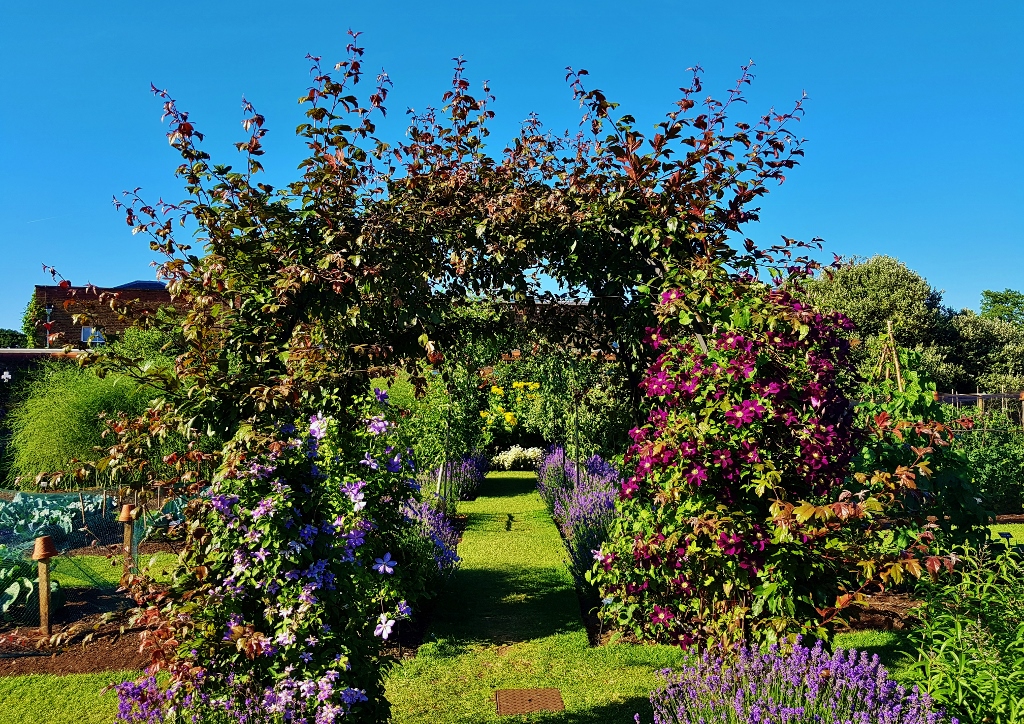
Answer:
[[404, 498, 460, 574], [538, 447, 620, 590], [646, 639, 956, 724]]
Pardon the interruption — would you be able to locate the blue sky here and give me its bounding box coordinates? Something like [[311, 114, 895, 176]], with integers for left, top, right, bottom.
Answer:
[[1, 1, 1021, 332]]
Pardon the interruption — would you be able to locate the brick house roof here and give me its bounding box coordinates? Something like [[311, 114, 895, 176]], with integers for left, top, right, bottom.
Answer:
[[29, 283, 175, 349]]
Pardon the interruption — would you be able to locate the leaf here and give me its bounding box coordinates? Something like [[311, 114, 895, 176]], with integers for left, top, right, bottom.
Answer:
[[793, 502, 817, 523]]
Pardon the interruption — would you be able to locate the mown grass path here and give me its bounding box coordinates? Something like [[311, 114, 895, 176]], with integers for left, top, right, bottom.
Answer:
[[384, 471, 689, 723]]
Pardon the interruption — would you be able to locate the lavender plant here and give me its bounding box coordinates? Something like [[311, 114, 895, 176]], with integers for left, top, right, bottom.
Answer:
[[428, 453, 488, 502], [538, 447, 620, 590], [647, 639, 956, 724]]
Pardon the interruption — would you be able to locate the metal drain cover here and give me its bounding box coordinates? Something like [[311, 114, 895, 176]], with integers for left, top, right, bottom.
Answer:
[[495, 688, 565, 716]]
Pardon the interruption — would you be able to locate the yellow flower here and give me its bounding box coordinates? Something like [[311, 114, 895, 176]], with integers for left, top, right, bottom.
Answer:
[[504, 412, 517, 426], [491, 386, 504, 396], [529, 382, 540, 391], [512, 381, 525, 389], [480, 411, 489, 418]]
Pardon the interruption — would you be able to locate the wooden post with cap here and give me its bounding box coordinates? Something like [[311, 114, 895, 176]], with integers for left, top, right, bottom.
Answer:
[[118, 504, 135, 578], [32, 535, 58, 635]]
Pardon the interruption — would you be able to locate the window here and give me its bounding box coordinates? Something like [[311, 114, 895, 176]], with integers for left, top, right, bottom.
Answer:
[[81, 327, 105, 346]]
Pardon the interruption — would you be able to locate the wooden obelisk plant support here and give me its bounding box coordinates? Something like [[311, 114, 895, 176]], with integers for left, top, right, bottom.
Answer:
[[870, 320, 905, 393], [32, 535, 58, 635]]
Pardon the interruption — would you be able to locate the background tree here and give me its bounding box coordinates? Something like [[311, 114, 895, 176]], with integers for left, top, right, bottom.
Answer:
[[803, 255, 959, 384], [980, 287, 1024, 325], [0, 329, 26, 348]]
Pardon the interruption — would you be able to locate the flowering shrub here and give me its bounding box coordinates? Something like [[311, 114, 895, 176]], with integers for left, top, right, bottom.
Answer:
[[117, 391, 454, 723], [491, 445, 544, 471], [537, 447, 620, 590], [593, 274, 960, 647], [480, 381, 541, 439], [646, 639, 955, 724]]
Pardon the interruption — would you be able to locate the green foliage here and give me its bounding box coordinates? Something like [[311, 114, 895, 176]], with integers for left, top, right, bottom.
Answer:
[[903, 546, 1024, 724], [981, 288, 1024, 325], [948, 311, 1024, 392], [4, 363, 151, 484], [0, 545, 63, 622], [855, 349, 988, 547], [948, 408, 1024, 515], [374, 369, 486, 476], [0, 329, 26, 348], [20, 291, 42, 348], [484, 352, 633, 459]]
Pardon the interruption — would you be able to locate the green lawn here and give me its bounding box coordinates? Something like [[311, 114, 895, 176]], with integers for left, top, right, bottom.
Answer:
[[989, 523, 1024, 542], [0, 671, 136, 724], [50, 552, 178, 589]]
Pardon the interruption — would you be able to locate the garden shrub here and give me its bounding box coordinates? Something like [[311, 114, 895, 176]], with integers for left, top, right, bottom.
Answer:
[[373, 371, 486, 479], [118, 393, 456, 723], [0, 329, 26, 348], [490, 445, 543, 471], [593, 272, 967, 648], [854, 350, 988, 547], [484, 353, 634, 460], [903, 546, 1024, 724], [4, 363, 151, 484], [646, 639, 954, 723]]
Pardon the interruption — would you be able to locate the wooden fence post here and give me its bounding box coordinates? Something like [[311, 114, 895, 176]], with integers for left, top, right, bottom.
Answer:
[[118, 504, 135, 577], [32, 535, 58, 636]]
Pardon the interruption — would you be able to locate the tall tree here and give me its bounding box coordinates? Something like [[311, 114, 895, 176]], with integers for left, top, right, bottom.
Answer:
[[980, 288, 1024, 325]]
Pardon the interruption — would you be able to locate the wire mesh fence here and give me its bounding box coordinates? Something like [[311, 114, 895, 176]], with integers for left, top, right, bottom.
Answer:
[[0, 488, 184, 655]]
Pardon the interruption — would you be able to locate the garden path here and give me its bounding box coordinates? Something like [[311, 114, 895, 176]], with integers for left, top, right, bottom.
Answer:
[[384, 470, 690, 723]]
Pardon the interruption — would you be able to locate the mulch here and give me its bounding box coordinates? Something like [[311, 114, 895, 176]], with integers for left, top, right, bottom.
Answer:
[[63, 541, 183, 557], [0, 628, 149, 676], [995, 514, 1024, 524]]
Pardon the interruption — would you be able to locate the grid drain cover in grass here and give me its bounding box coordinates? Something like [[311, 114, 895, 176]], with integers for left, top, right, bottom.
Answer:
[[495, 688, 565, 716]]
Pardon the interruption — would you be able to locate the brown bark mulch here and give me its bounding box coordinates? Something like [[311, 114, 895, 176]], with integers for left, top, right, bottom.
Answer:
[[0, 628, 149, 676]]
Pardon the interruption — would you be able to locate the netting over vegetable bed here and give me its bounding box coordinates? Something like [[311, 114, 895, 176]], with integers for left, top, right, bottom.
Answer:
[[0, 489, 184, 646]]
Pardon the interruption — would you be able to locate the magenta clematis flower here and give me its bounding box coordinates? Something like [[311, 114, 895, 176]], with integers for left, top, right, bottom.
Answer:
[[685, 465, 707, 486], [651, 604, 675, 624]]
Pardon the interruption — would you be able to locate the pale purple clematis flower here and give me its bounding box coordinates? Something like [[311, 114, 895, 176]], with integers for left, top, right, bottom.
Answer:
[[397, 600, 412, 618], [373, 552, 396, 575], [309, 413, 327, 440], [374, 613, 395, 639], [366, 416, 389, 435], [360, 453, 378, 470], [374, 387, 389, 404]]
